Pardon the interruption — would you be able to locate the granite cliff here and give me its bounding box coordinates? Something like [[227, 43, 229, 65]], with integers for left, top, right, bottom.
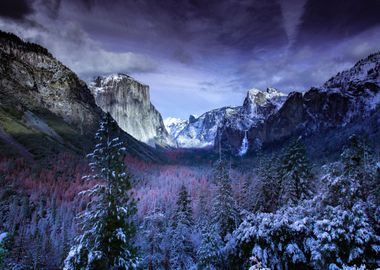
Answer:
[[90, 74, 172, 147], [0, 31, 162, 161]]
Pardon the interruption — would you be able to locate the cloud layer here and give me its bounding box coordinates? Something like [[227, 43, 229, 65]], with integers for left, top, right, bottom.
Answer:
[[0, 0, 379, 118]]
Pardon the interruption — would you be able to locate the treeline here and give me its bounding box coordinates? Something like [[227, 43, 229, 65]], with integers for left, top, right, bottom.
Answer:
[[0, 30, 52, 57]]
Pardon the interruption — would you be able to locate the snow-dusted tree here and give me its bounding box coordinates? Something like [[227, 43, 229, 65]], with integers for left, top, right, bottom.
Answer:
[[279, 140, 314, 205], [323, 135, 379, 208], [141, 209, 167, 270], [239, 176, 253, 212], [170, 185, 195, 270], [197, 222, 223, 270], [340, 135, 377, 206], [0, 232, 9, 267], [196, 191, 209, 230], [211, 160, 240, 240], [253, 155, 281, 213], [64, 113, 138, 270], [308, 202, 379, 269]]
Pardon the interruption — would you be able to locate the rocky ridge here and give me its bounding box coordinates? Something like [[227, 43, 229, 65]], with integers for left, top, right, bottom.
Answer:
[[167, 88, 287, 148], [0, 31, 162, 161], [219, 52, 380, 155]]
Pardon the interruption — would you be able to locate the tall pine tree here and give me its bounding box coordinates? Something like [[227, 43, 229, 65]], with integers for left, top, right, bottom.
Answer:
[[254, 155, 281, 213], [279, 140, 313, 205], [141, 209, 167, 270], [64, 113, 138, 270], [327, 134, 378, 208], [211, 160, 240, 240], [197, 222, 223, 270], [170, 185, 195, 270]]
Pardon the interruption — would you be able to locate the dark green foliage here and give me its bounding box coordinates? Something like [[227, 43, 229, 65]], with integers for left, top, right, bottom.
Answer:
[[279, 141, 314, 205], [326, 135, 378, 208], [211, 160, 240, 240], [64, 113, 138, 270], [170, 185, 195, 269], [254, 155, 281, 212], [0, 30, 52, 56]]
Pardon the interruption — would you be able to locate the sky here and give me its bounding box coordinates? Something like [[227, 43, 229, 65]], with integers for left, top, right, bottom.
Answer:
[[0, 0, 380, 119]]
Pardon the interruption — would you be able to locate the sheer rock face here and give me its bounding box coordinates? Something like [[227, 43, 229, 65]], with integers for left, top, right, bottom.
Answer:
[[0, 31, 163, 161], [89, 74, 172, 147], [220, 52, 380, 155], [0, 31, 100, 136]]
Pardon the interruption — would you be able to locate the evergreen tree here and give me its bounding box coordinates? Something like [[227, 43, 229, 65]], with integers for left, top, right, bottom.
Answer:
[[197, 222, 223, 270], [170, 185, 195, 270], [341, 135, 377, 205], [279, 141, 313, 205], [141, 209, 167, 270], [196, 191, 209, 230], [240, 176, 253, 211], [325, 135, 378, 208], [254, 155, 281, 213], [211, 160, 240, 240], [64, 113, 138, 270]]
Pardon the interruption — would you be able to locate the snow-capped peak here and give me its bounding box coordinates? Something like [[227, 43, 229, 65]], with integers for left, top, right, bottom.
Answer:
[[89, 73, 147, 95], [246, 87, 287, 104], [168, 87, 288, 149], [164, 117, 188, 139], [240, 87, 287, 129]]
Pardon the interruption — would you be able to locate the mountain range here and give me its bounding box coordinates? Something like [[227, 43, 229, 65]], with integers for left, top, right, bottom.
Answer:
[[0, 30, 379, 162], [0, 31, 163, 162], [167, 53, 380, 157], [164, 88, 287, 148]]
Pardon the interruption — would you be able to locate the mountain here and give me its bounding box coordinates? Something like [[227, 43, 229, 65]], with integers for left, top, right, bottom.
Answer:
[[168, 88, 287, 148], [164, 117, 188, 140], [219, 52, 380, 156], [89, 74, 172, 147], [0, 31, 162, 161]]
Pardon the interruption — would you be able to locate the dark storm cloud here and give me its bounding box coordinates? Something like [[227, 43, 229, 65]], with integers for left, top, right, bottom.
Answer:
[[60, 0, 289, 55], [295, 0, 380, 47], [0, 0, 34, 20], [0, 0, 379, 118]]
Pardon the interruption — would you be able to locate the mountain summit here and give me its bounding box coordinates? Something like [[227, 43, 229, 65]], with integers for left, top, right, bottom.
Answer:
[[220, 52, 380, 156], [89, 74, 172, 147], [166, 88, 287, 148]]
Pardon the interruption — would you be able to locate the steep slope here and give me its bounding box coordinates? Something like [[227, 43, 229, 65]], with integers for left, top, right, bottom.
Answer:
[[220, 52, 380, 155], [0, 31, 162, 161], [164, 117, 188, 140], [175, 107, 236, 148], [171, 88, 286, 148], [89, 74, 172, 147]]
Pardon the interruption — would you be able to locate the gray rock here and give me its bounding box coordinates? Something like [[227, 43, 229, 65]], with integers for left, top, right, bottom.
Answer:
[[89, 74, 172, 147]]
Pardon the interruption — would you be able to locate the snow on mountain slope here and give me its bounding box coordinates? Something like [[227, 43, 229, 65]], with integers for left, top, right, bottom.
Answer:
[[169, 88, 287, 148], [175, 107, 238, 148], [323, 52, 380, 92], [218, 51, 380, 156], [164, 117, 188, 139]]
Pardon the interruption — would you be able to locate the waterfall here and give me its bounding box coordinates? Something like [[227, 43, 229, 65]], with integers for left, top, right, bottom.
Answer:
[[238, 130, 249, 156]]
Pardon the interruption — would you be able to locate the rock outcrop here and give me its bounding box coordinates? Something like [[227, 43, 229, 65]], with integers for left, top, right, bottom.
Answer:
[[89, 74, 172, 147], [0, 31, 99, 136]]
